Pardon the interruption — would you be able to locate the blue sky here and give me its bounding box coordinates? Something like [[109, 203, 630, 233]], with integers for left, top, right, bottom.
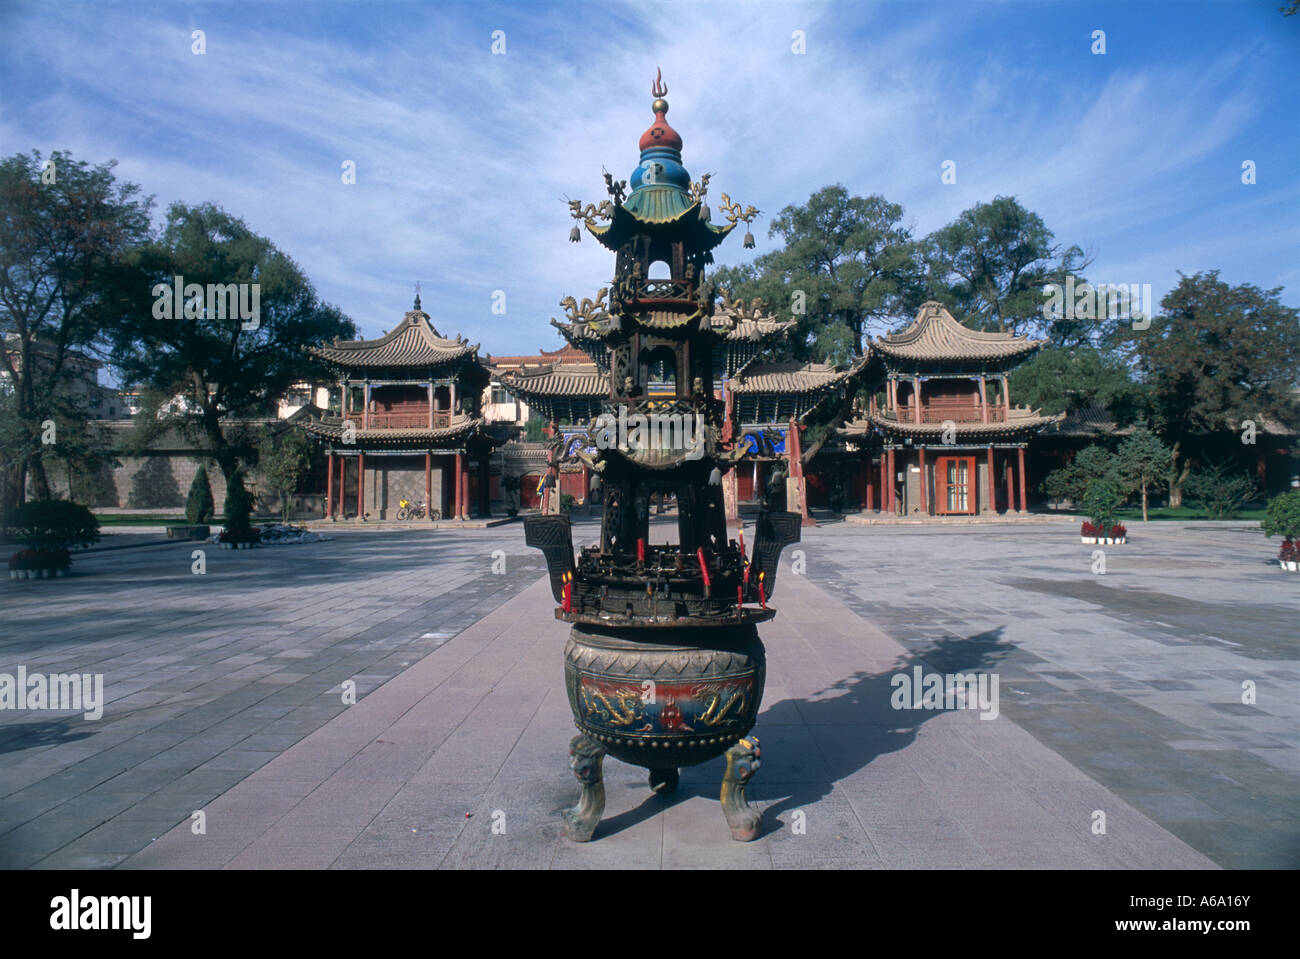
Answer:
[[1, 0, 1296, 356]]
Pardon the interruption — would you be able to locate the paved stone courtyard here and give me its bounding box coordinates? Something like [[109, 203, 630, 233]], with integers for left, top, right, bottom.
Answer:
[[0, 518, 1294, 868]]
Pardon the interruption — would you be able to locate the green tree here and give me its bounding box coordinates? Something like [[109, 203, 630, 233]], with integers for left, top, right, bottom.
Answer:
[[257, 425, 313, 522], [185, 466, 215, 524], [0, 149, 152, 518], [1111, 271, 1300, 507], [1183, 461, 1258, 520], [1043, 444, 1117, 507], [1262, 489, 1300, 540], [1009, 344, 1142, 419], [523, 416, 547, 442], [711, 184, 917, 362], [109, 202, 354, 482], [912, 195, 1090, 338], [1112, 428, 1174, 522]]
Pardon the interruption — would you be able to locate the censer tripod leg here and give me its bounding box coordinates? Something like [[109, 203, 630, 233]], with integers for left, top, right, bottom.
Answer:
[[563, 734, 606, 842], [648, 767, 679, 794], [720, 736, 762, 841]]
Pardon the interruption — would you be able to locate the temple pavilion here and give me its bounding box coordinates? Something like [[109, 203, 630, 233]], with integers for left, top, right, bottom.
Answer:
[[298, 295, 494, 520], [839, 301, 1061, 516]]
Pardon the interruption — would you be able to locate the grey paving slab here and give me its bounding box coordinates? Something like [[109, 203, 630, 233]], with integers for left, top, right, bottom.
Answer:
[[8, 518, 1284, 869], [0, 527, 545, 868]]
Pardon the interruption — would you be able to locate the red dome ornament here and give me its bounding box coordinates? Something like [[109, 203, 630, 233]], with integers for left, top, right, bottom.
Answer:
[[638, 68, 682, 153]]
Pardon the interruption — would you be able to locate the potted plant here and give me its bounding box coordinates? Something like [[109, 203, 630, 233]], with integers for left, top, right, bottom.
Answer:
[[1262, 490, 1300, 572], [5, 500, 99, 581], [1080, 521, 1097, 544], [1109, 524, 1127, 545], [1082, 479, 1123, 546]]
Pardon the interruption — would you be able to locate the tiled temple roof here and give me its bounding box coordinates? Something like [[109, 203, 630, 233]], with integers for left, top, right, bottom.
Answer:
[[299, 409, 484, 444], [729, 356, 869, 395], [309, 310, 478, 369], [872, 302, 1044, 363], [497, 364, 610, 398], [841, 406, 1063, 440]]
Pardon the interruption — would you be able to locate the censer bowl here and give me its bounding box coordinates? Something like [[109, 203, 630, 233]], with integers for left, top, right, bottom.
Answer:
[[563, 622, 764, 769]]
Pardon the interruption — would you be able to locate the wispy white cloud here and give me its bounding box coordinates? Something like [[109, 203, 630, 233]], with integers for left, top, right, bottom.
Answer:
[[0, 0, 1294, 356]]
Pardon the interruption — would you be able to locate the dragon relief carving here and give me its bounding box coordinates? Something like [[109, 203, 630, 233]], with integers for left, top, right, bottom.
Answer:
[[582, 686, 645, 727], [695, 684, 748, 726]]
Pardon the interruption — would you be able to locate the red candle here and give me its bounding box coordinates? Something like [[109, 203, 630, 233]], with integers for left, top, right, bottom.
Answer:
[[562, 571, 572, 612], [737, 585, 744, 608], [739, 528, 750, 586], [696, 546, 711, 599], [758, 571, 766, 609], [637, 539, 646, 564]]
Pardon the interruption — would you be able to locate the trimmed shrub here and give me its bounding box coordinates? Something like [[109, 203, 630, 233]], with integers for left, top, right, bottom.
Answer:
[[1262, 489, 1300, 541], [223, 468, 254, 532], [8, 499, 100, 551], [186, 468, 215, 524]]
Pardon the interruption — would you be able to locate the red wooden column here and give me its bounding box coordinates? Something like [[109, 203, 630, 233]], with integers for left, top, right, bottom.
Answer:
[[986, 446, 994, 514], [863, 459, 873, 511], [918, 446, 928, 515], [886, 448, 895, 513], [425, 453, 432, 519], [912, 377, 922, 424], [453, 454, 463, 520], [338, 455, 346, 519], [462, 467, 470, 520], [878, 453, 887, 513], [1004, 451, 1014, 512], [1018, 446, 1028, 513], [356, 452, 365, 520], [979, 376, 989, 424], [326, 452, 334, 519]]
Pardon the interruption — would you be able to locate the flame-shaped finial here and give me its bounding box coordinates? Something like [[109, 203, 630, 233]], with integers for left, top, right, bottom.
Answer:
[[651, 67, 667, 99]]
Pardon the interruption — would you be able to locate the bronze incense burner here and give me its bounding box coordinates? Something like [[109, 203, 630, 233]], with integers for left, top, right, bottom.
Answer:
[[524, 72, 799, 842]]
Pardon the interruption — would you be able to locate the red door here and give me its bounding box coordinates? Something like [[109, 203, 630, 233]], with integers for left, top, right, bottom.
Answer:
[[935, 456, 975, 515]]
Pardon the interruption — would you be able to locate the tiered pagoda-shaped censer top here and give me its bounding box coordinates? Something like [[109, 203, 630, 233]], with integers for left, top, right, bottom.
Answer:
[[527, 69, 800, 630], [526, 72, 801, 845]]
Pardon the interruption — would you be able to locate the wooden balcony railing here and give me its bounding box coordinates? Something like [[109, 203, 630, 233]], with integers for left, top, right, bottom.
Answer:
[[334, 409, 454, 430], [895, 404, 1006, 424], [633, 278, 694, 301]]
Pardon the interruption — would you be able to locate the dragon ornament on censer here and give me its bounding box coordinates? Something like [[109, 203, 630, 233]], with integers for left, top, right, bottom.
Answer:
[[525, 70, 799, 842]]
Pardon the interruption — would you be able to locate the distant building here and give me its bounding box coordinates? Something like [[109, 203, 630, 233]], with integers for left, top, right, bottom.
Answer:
[[295, 295, 495, 520], [839, 301, 1061, 515]]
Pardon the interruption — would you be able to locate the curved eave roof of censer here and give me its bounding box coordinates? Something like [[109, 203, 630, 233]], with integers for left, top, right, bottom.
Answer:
[[729, 355, 871, 395], [711, 310, 797, 342], [497, 363, 611, 400], [586, 198, 736, 252], [308, 308, 484, 377], [871, 301, 1045, 364]]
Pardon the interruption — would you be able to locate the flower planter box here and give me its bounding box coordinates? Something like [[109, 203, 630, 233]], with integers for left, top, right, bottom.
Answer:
[[167, 525, 210, 541]]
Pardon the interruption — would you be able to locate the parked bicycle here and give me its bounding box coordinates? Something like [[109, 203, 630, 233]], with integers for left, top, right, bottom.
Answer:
[[396, 499, 441, 521]]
